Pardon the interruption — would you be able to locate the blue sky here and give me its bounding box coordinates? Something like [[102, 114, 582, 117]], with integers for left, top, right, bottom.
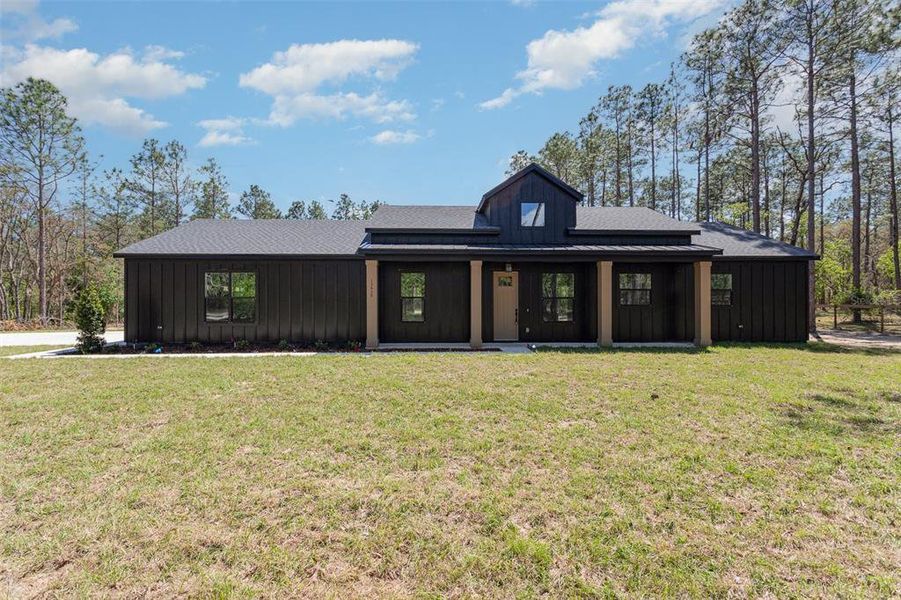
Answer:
[[1, 0, 727, 212]]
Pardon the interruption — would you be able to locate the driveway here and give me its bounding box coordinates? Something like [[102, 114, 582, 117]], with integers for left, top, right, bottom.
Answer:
[[0, 329, 124, 347], [813, 329, 901, 350]]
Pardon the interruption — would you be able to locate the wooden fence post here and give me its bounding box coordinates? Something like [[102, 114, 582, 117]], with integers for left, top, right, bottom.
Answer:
[[833, 305, 838, 329]]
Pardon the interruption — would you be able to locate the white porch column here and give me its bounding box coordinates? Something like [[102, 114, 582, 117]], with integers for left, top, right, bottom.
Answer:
[[365, 259, 379, 349], [597, 260, 613, 347], [470, 260, 483, 349], [694, 260, 712, 347]]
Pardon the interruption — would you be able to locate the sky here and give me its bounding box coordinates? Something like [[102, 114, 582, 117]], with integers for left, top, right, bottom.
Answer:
[[1, 0, 730, 212]]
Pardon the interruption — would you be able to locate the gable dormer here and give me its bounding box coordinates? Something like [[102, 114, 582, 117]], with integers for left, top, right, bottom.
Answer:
[[476, 163, 583, 244]]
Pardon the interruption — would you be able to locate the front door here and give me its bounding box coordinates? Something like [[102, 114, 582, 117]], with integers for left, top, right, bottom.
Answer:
[[493, 271, 519, 341]]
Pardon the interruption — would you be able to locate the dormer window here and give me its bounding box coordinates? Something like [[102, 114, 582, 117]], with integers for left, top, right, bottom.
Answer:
[[521, 202, 545, 227]]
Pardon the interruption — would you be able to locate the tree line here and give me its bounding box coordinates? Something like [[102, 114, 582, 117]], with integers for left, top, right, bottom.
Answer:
[[0, 78, 381, 324], [510, 0, 899, 322]]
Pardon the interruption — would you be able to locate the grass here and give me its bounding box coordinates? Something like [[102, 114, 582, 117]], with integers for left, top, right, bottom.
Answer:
[[1, 346, 898, 598], [0, 345, 69, 358]]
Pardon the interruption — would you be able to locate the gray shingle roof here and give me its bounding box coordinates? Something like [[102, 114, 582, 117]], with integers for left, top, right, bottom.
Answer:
[[113, 219, 368, 257], [367, 205, 493, 231], [112, 214, 817, 260], [574, 206, 700, 233], [693, 222, 818, 258], [361, 243, 721, 256]]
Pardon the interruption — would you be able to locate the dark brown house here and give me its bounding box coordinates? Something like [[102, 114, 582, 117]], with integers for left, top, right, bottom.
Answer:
[[114, 164, 817, 348]]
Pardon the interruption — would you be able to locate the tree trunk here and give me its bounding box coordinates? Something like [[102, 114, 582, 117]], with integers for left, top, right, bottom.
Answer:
[[696, 150, 702, 222], [650, 118, 656, 211], [849, 68, 862, 322], [805, 2, 817, 333], [887, 108, 900, 289], [751, 88, 761, 233], [38, 185, 47, 324], [763, 147, 771, 238]]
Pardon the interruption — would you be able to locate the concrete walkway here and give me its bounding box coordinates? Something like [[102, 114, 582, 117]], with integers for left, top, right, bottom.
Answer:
[[0, 329, 124, 347], [813, 329, 901, 350]]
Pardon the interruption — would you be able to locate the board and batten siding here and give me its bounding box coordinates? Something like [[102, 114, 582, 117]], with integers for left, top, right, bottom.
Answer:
[[124, 258, 365, 344], [480, 261, 597, 343], [483, 172, 577, 244], [378, 261, 470, 342], [711, 260, 809, 342], [612, 262, 695, 343]]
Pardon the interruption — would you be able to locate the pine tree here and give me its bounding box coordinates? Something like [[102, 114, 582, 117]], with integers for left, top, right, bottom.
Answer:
[[236, 185, 281, 219], [193, 158, 232, 220]]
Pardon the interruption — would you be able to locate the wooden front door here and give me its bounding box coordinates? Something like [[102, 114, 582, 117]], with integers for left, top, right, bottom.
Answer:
[[493, 271, 519, 341]]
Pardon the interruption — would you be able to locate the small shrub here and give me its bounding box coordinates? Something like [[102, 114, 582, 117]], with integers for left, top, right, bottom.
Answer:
[[344, 340, 362, 352], [144, 343, 161, 354], [188, 341, 203, 352], [313, 339, 330, 352], [73, 285, 106, 354], [235, 339, 250, 351], [837, 288, 874, 305], [277, 339, 291, 351]]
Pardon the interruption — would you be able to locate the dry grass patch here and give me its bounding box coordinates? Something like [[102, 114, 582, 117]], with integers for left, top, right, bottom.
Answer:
[[0, 345, 899, 598]]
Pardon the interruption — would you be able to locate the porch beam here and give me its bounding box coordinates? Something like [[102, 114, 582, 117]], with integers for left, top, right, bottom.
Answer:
[[365, 259, 378, 349], [597, 260, 613, 346], [470, 260, 483, 349], [694, 260, 712, 347]]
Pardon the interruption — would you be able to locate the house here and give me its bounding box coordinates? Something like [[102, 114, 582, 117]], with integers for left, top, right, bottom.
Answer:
[[113, 164, 817, 348]]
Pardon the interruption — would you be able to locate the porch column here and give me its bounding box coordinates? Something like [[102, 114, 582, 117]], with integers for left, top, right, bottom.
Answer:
[[470, 260, 483, 349], [365, 259, 379, 349], [694, 260, 712, 347], [597, 260, 613, 347]]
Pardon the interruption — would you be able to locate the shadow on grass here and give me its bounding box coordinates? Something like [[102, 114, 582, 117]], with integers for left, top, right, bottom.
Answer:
[[533, 341, 900, 356], [779, 389, 897, 436]]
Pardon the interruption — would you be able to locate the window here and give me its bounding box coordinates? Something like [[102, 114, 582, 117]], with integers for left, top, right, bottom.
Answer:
[[204, 271, 256, 323], [497, 275, 514, 287], [619, 273, 651, 306], [541, 273, 574, 322], [712, 273, 733, 306], [521, 202, 545, 227], [401, 272, 425, 322]]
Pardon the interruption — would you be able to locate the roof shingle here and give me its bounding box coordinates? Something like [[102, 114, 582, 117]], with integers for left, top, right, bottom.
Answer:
[[113, 219, 367, 257], [693, 222, 817, 258]]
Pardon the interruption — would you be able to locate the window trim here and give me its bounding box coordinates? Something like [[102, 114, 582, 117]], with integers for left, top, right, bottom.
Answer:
[[520, 202, 546, 228], [541, 272, 575, 323], [711, 273, 733, 306], [619, 272, 652, 306], [203, 270, 258, 324], [400, 271, 426, 323]]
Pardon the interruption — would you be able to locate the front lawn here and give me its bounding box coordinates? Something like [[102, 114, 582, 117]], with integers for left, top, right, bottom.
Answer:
[[1, 346, 898, 597], [0, 345, 69, 358]]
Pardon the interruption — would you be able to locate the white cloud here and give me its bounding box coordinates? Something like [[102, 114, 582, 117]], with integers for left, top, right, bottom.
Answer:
[[1, 0, 77, 41], [370, 129, 422, 145], [481, 0, 723, 109], [143, 45, 186, 62], [1, 44, 207, 135], [240, 39, 419, 126], [267, 91, 415, 126], [197, 116, 253, 147], [479, 87, 518, 110]]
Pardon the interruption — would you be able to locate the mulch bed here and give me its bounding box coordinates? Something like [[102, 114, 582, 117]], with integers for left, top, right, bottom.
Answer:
[[98, 343, 500, 355]]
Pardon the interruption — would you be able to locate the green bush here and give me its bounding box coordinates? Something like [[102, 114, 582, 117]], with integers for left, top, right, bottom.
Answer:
[[73, 285, 106, 353], [837, 288, 875, 306]]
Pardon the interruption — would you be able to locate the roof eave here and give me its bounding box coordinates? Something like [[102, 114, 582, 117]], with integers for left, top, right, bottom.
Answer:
[[567, 227, 700, 236], [364, 226, 500, 235]]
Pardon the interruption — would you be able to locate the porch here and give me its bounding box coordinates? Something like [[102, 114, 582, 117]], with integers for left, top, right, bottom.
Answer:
[[364, 258, 713, 349]]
